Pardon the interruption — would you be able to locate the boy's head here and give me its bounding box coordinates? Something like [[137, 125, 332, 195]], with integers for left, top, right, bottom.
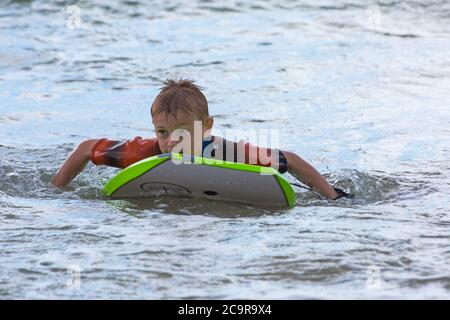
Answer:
[[151, 78, 214, 154]]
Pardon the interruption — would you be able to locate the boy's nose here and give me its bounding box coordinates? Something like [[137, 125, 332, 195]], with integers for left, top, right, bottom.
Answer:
[[166, 140, 179, 151]]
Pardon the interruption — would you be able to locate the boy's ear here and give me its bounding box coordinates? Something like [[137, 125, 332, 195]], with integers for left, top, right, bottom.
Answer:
[[204, 116, 214, 130], [203, 117, 214, 138]]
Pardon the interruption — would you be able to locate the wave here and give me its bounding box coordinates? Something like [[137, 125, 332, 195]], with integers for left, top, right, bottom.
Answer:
[[0, 145, 438, 215]]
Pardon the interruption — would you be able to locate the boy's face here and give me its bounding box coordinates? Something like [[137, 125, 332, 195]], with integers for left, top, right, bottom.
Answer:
[[152, 110, 214, 154]]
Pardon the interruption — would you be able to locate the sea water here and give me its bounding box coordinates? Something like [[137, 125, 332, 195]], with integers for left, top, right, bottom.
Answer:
[[0, 0, 449, 299]]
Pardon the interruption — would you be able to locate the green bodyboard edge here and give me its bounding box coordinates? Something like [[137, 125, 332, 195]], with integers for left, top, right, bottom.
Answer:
[[102, 153, 297, 208], [102, 155, 169, 196], [273, 174, 296, 208]]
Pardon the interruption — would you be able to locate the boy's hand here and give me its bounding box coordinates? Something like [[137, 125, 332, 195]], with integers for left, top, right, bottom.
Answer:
[[282, 151, 339, 200], [51, 139, 99, 188], [333, 187, 355, 200]]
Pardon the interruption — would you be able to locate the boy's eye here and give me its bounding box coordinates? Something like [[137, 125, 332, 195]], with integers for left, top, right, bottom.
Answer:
[[157, 129, 169, 137]]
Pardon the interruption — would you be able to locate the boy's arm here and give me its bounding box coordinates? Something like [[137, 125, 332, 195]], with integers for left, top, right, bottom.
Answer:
[[51, 139, 99, 188], [282, 151, 338, 200]]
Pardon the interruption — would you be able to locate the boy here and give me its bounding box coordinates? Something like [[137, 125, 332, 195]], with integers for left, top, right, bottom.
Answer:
[[52, 78, 347, 200]]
